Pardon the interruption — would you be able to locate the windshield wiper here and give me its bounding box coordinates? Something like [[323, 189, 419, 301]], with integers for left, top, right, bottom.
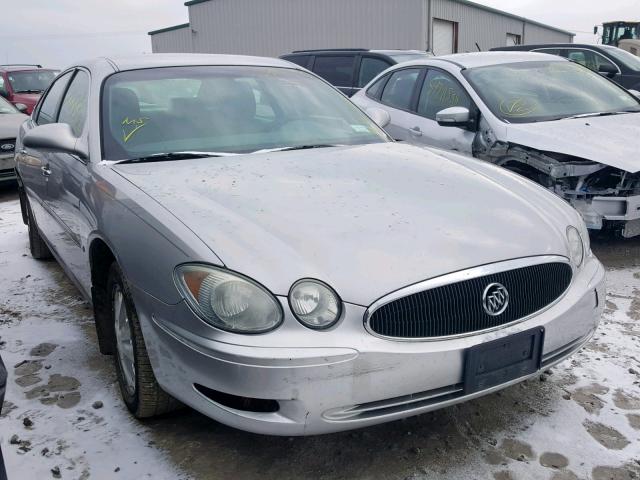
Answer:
[[116, 151, 239, 164], [15, 89, 42, 94], [253, 144, 341, 154], [555, 110, 639, 121]]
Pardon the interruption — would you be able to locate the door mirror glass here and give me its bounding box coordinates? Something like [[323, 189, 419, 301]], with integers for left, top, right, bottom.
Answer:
[[598, 62, 618, 76], [23, 123, 88, 159], [365, 107, 391, 128], [15, 103, 28, 113], [436, 106, 470, 127]]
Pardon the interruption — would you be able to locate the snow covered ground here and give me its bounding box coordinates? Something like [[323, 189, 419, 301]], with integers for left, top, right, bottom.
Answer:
[[1, 189, 639, 480]]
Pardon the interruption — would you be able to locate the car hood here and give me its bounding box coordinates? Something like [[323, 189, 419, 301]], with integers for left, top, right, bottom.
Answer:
[[0, 113, 27, 139], [505, 113, 640, 173], [113, 143, 574, 306]]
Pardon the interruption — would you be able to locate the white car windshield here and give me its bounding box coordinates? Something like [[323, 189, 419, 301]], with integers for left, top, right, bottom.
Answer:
[[101, 65, 389, 161], [463, 60, 640, 123]]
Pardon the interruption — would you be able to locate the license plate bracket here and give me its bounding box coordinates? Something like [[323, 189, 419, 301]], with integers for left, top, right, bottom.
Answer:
[[464, 327, 545, 395]]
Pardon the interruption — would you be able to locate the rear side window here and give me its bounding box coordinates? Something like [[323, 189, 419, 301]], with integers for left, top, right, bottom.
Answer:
[[36, 71, 73, 125], [366, 74, 388, 99], [283, 55, 311, 69], [312, 56, 355, 87], [380, 68, 421, 110], [358, 57, 392, 87], [58, 71, 90, 137], [417, 69, 471, 120]]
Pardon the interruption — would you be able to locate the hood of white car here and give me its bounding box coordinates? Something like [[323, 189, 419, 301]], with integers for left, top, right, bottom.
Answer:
[[113, 143, 576, 306], [0, 113, 27, 139], [505, 112, 640, 173]]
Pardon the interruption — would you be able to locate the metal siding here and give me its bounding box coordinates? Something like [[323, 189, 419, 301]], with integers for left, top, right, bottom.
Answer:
[[188, 0, 424, 56], [150, 27, 193, 53], [524, 22, 573, 44]]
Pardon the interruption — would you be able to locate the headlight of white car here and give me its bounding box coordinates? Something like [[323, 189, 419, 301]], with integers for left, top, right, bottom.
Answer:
[[566, 226, 585, 267], [175, 264, 283, 333], [289, 279, 342, 330]]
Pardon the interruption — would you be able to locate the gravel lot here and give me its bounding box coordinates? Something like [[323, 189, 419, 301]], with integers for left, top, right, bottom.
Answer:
[[1, 184, 639, 480]]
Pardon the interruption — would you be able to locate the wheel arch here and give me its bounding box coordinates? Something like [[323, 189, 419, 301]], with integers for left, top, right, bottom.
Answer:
[[89, 236, 117, 354]]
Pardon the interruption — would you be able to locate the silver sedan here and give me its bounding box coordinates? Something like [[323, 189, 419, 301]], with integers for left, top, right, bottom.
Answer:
[[15, 54, 604, 435]]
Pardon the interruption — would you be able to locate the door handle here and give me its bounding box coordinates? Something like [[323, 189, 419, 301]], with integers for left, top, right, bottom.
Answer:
[[41, 165, 51, 177], [409, 127, 422, 137]]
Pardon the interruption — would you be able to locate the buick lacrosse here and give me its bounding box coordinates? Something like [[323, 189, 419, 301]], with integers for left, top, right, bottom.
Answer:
[[15, 54, 604, 435]]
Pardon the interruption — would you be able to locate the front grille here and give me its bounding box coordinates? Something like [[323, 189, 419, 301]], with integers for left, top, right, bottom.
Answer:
[[0, 169, 15, 179], [368, 262, 572, 338]]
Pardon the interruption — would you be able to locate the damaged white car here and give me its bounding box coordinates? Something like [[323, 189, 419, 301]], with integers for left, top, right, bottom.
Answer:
[[351, 52, 640, 237]]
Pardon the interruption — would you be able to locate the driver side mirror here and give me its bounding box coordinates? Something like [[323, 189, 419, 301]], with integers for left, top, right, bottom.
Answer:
[[365, 107, 391, 129], [23, 123, 88, 160], [14, 103, 28, 113], [598, 63, 618, 77], [436, 107, 472, 128]]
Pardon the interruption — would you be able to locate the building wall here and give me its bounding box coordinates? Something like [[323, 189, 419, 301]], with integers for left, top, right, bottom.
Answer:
[[523, 22, 573, 44], [150, 26, 193, 53], [150, 0, 573, 55], [187, 0, 425, 56]]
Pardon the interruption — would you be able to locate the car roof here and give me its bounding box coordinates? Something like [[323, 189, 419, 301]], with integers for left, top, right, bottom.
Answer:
[[76, 54, 300, 72], [492, 43, 609, 51], [285, 49, 429, 56], [0, 64, 55, 72], [396, 51, 566, 69]]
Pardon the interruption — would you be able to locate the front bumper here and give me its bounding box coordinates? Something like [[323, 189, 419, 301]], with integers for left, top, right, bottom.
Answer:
[[0, 154, 16, 183], [572, 195, 640, 237], [134, 255, 605, 436]]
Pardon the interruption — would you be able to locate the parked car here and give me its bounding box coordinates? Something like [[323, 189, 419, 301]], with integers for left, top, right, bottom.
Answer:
[[0, 65, 59, 114], [15, 54, 604, 436], [492, 43, 640, 91], [0, 354, 6, 480], [280, 49, 432, 96], [351, 51, 640, 238], [0, 95, 28, 184]]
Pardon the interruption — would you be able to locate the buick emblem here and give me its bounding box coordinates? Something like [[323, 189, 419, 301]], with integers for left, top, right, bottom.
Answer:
[[0, 143, 14, 151], [482, 282, 509, 316]]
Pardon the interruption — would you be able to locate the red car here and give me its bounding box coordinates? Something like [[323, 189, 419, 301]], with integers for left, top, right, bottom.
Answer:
[[0, 65, 59, 114]]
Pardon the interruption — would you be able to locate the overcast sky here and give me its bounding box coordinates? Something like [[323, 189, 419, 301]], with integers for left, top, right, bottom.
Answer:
[[2, 0, 638, 68]]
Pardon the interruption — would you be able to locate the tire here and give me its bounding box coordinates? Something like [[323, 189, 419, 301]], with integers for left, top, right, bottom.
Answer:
[[26, 200, 52, 260], [107, 262, 179, 418]]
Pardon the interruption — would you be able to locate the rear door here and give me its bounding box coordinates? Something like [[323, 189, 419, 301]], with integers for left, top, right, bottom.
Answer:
[[16, 70, 73, 235], [311, 55, 357, 96], [375, 67, 424, 141], [409, 68, 476, 153]]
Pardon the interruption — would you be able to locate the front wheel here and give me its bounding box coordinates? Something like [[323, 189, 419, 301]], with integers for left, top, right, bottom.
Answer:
[[107, 263, 179, 417]]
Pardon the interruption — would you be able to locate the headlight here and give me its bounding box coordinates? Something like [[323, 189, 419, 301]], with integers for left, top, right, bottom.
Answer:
[[289, 279, 342, 330], [174, 264, 282, 333], [566, 226, 584, 267]]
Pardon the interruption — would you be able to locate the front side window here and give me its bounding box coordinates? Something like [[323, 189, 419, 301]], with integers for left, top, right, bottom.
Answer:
[[312, 56, 355, 87], [562, 49, 617, 73], [58, 71, 90, 137], [36, 71, 73, 125], [602, 46, 640, 71], [101, 66, 389, 160], [7, 70, 58, 94], [417, 69, 471, 120], [358, 57, 391, 88], [464, 61, 640, 124], [380, 68, 421, 111]]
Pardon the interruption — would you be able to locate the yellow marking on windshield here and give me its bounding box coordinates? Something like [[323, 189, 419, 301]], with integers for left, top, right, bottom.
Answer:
[[121, 117, 149, 143], [499, 97, 536, 117]]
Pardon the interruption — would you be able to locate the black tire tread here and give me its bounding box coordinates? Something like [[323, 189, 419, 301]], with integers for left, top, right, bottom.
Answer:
[[108, 263, 180, 418]]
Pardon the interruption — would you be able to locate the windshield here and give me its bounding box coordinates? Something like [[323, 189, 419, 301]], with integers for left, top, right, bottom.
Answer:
[[7, 70, 58, 93], [101, 66, 389, 160], [0, 95, 18, 114], [463, 61, 640, 123], [602, 45, 640, 71], [387, 53, 433, 63]]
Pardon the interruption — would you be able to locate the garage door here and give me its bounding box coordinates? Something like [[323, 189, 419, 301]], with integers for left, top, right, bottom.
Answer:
[[433, 19, 456, 55]]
